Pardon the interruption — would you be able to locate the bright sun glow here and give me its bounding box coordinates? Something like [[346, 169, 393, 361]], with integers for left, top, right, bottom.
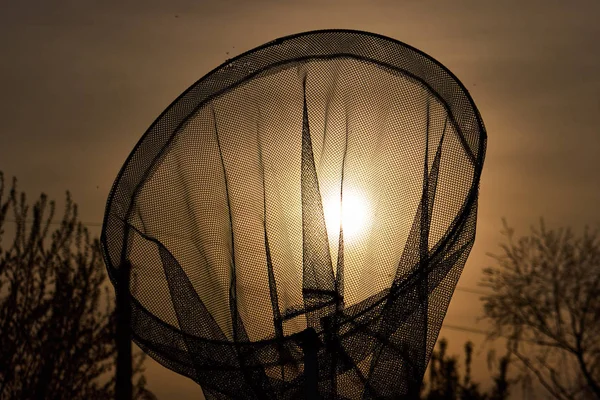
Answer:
[[324, 190, 372, 243]]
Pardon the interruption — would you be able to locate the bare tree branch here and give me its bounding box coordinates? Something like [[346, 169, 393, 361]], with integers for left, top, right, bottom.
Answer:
[[0, 172, 152, 399], [481, 220, 600, 399]]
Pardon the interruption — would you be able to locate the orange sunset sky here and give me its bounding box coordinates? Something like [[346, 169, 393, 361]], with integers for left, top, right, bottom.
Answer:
[[1, 1, 599, 398]]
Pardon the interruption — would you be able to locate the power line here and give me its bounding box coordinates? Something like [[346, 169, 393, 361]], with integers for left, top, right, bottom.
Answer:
[[454, 287, 491, 297], [442, 323, 489, 336], [0, 221, 551, 347], [4, 217, 498, 337], [4, 219, 103, 227], [3, 219, 494, 298]]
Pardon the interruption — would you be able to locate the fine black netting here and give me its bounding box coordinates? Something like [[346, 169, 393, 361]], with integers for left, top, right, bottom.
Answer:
[[101, 30, 486, 399]]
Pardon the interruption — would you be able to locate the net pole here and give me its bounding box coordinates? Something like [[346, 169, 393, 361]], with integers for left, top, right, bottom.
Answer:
[[116, 262, 132, 400], [298, 327, 320, 399]]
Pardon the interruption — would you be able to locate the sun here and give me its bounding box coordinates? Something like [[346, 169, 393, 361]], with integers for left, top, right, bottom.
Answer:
[[323, 190, 372, 243]]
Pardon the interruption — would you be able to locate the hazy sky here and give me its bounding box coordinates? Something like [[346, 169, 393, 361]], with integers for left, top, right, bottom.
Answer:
[[1, 1, 599, 398]]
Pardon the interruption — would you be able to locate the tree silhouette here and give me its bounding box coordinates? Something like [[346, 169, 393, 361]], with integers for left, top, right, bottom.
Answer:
[[420, 338, 511, 400], [0, 172, 153, 399], [481, 220, 600, 399]]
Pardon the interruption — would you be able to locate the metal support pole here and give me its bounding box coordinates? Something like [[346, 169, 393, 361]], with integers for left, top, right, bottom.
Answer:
[[298, 327, 320, 400], [116, 262, 132, 400]]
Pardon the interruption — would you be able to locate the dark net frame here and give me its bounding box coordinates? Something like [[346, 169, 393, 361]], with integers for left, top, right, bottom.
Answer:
[[101, 30, 486, 399]]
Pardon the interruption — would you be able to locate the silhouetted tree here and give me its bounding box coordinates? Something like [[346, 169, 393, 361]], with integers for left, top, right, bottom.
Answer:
[[481, 220, 600, 400], [0, 172, 153, 399], [420, 338, 511, 400]]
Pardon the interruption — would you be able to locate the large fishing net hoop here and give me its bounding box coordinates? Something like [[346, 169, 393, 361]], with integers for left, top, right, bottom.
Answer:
[[101, 29, 486, 399]]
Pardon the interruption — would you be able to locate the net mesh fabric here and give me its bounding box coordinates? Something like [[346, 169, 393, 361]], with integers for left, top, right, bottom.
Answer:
[[101, 30, 486, 399]]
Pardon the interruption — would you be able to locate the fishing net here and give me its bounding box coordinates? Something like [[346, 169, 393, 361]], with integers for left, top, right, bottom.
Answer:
[[101, 30, 486, 399]]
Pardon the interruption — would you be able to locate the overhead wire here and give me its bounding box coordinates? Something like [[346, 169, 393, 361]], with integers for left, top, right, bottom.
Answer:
[[4, 218, 495, 336]]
